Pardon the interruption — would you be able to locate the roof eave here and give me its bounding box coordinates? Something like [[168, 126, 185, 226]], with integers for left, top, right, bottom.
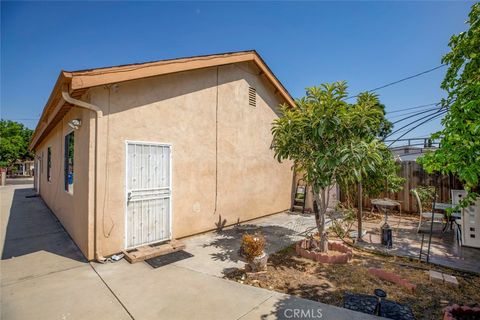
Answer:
[[67, 51, 295, 108], [29, 72, 72, 150], [29, 51, 295, 151]]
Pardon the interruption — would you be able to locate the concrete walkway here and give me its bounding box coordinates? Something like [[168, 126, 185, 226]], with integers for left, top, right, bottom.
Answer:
[[1, 181, 378, 320]]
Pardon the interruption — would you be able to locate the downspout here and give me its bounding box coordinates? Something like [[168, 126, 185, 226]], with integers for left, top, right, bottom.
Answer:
[[61, 89, 106, 262]]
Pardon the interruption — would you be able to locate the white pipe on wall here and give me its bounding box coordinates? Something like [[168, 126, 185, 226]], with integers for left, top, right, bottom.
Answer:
[[61, 89, 106, 262]]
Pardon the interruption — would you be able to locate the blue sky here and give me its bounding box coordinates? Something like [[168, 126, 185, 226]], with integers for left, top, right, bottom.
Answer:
[[1, 1, 474, 141]]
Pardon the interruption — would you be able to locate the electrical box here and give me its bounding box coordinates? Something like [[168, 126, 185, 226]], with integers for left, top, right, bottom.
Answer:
[[462, 199, 480, 248]]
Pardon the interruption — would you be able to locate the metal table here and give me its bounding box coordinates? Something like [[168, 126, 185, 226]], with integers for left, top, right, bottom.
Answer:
[[434, 202, 455, 211], [372, 199, 401, 226], [434, 202, 460, 233], [371, 199, 400, 248]]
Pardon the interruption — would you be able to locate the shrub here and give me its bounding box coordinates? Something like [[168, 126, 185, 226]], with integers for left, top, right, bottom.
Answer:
[[329, 203, 356, 239], [411, 186, 436, 212], [241, 232, 265, 262]]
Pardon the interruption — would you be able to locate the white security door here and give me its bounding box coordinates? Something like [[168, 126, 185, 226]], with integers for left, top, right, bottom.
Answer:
[[126, 142, 171, 249]]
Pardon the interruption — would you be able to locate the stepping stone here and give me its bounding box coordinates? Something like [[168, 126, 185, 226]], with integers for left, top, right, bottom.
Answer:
[[443, 274, 459, 287], [429, 270, 444, 283], [368, 268, 416, 292]]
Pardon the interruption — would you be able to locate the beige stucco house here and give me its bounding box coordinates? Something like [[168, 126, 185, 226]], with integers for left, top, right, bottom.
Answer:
[[30, 51, 296, 261]]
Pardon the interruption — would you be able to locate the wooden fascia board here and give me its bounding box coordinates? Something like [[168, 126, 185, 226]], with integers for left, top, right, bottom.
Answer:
[[29, 73, 71, 150], [69, 52, 295, 108], [251, 54, 296, 108], [69, 53, 256, 90], [29, 94, 68, 150]]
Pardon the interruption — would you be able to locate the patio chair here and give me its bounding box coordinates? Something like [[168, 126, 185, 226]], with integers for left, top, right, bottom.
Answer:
[[411, 189, 444, 233], [451, 189, 467, 244]]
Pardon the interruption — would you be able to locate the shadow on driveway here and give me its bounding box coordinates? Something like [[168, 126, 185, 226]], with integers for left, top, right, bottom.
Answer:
[[1, 187, 85, 262]]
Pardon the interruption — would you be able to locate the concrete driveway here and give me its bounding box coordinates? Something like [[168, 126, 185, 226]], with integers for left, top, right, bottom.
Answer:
[[1, 181, 378, 320], [0, 182, 131, 320]]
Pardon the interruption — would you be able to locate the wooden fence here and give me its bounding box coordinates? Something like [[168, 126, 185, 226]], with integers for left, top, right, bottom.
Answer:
[[341, 161, 463, 214]]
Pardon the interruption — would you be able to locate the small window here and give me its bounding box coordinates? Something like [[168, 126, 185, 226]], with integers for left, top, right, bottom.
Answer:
[[64, 132, 74, 193], [248, 86, 256, 107], [47, 147, 52, 182]]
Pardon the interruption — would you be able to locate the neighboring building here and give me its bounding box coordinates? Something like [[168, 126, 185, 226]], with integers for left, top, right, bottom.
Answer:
[[9, 160, 34, 176], [29, 51, 296, 260], [390, 146, 438, 162]]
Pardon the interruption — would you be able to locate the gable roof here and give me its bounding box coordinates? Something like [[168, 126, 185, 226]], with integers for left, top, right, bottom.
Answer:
[[29, 50, 295, 150]]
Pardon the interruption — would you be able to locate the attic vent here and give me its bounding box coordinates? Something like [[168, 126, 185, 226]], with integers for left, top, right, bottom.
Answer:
[[248, 87, 256, 107]]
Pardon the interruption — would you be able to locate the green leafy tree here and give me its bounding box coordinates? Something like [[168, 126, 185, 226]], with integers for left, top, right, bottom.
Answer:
[[340, 90, 404, 200], [337, 92, 400, 240], [347, 92, 396, 182], [0, 120, 34, 168], [271, 82, 392, 250], [418, 3, 480, 206], [354, 92, 393, 139], [361, 147, 405, 198]]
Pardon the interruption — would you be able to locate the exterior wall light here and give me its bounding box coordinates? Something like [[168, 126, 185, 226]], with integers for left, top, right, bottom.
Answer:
[[68, 119, 82, 130]]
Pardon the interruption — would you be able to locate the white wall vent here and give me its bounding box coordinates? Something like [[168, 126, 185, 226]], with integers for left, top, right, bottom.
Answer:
[[248, 86, 256, 107]]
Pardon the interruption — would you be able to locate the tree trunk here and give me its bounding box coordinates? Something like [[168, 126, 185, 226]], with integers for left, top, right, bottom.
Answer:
[[357, 182, 363, 242], [313, 190, 329, 252]]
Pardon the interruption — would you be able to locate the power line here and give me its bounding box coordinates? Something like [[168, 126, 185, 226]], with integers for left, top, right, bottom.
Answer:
[[391, 106, 445, 124], [347, 64, 446, 99], [385, 102, 439, 114], [388, 107, 441, 121], [388, 106, 441, 119], [387, 111, 448, 147], [385, 108, 447, 139], [387, 113, 446, 148]]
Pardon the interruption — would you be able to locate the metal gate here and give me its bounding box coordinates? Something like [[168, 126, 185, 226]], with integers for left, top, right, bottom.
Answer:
[[125, 142, 172, 249]]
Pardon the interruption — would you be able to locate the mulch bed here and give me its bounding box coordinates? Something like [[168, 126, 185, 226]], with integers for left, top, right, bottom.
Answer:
[[224, 243, 480, 319]]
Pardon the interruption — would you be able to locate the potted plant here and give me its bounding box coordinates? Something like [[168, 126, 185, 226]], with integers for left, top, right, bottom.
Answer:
[[241, 232, 267, 272]]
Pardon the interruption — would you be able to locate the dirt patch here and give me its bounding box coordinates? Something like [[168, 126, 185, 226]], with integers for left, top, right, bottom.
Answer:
[[224, 244, 480, 319]]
